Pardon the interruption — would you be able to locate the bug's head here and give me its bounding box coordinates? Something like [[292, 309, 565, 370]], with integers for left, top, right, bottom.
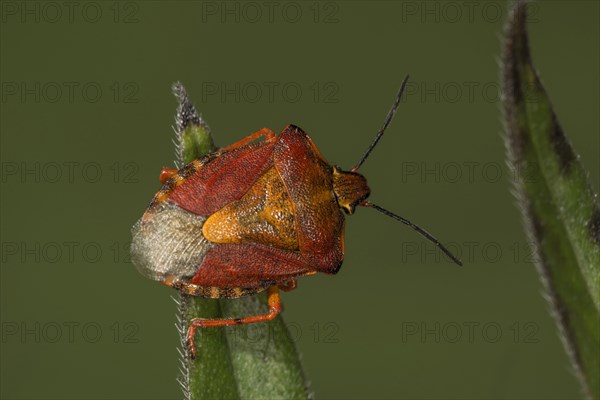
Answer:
[[343, 75, 463, 266], [332, 167, 370, 214]]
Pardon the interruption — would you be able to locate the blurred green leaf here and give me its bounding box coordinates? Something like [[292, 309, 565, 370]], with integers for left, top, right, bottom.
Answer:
[[502, 2, 600, 399], [171, 82, 311, 400]]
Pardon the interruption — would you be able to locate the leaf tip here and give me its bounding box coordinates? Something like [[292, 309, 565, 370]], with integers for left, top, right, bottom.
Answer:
[[172, 82, 204, 134]]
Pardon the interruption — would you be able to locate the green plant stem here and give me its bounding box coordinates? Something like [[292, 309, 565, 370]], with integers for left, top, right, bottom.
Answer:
[[502, 2, 600, 398]]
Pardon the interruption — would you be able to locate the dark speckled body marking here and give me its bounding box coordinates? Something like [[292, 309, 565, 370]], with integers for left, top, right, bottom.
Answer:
[[168, 277, 264, 299]]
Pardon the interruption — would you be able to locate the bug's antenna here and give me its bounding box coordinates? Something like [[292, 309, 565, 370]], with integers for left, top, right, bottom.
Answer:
[[363, 201, 463, 266], [352, 74, 410, 171]]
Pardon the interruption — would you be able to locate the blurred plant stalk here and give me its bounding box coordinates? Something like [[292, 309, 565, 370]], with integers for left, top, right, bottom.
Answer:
[[503, 2, 600, 399]]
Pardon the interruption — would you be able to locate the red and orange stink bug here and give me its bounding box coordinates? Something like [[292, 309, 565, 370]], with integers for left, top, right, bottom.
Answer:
[[131, 75, 462, 357]]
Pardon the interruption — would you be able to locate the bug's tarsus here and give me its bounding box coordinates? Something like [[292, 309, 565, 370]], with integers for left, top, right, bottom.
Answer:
[[352, 74, 411, 172], [363, 201, 463, 266]]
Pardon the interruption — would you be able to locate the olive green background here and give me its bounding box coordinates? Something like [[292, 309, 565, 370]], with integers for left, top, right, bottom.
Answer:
[[1, 1, 598, 399]]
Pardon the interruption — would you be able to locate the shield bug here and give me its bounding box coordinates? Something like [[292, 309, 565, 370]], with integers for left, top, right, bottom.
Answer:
[[131, 75, 462, 357]]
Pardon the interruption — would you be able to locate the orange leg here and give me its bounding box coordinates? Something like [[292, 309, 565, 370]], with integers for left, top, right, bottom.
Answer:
[[221, 128, 276, 152], [278, 279, 297, 292], [187, 286, 282, 358], [159, 167, 178, 184]]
